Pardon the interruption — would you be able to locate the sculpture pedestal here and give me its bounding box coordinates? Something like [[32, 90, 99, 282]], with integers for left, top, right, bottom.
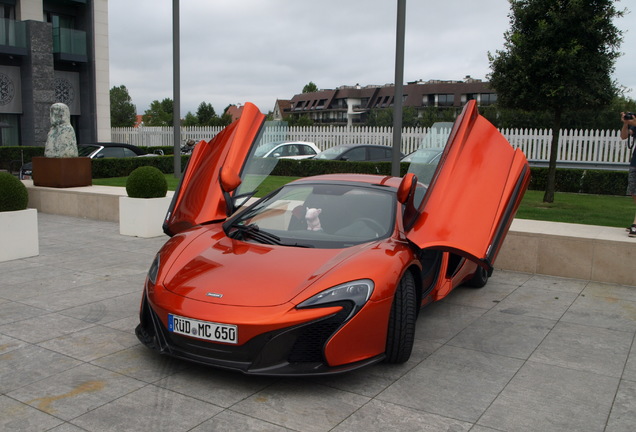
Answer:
[[32, 157, 92, 188]]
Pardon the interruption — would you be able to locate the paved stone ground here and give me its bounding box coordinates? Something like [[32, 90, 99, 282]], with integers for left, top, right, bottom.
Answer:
[[1, 213, 635, 432]]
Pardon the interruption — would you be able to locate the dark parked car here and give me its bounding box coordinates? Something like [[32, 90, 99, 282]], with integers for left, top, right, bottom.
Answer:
[[20, 143, 160, 179], [314, 144, 403, 162]]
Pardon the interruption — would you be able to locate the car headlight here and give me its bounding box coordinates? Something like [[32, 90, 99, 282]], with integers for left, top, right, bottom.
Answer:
[[148, 254, 160, 285], [297, 279, 374, 320]]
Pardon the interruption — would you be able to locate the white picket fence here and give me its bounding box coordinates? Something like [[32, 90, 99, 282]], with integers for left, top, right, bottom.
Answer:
[[111, 125, 632, 167]]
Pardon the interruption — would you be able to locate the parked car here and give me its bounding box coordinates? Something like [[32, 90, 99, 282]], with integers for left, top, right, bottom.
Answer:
[[401, 147, 444, 164], [20, 143, 159, 179], [135, 101, 530, 376], [254, 141, 319, 160], [314, 144, 403, 162]]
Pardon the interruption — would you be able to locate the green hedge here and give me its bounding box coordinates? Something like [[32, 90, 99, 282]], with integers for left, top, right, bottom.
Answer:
[[2, 145, 628, 196], [91, 154, 190, 178], [528, 167, 628, 196], [0, 146, 45, 171]]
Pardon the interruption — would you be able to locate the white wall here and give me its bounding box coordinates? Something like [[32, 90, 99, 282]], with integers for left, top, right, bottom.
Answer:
[[17, 0, 44, 21], [93, 0, 111, 141]]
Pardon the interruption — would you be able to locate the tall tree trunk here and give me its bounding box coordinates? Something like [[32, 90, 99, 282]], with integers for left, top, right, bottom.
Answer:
[[543, 108, 562, 203]]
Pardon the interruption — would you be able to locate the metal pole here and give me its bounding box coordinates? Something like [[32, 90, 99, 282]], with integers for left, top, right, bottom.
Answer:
[[391, 0, 406, 177], [172, 0, 181, 178]]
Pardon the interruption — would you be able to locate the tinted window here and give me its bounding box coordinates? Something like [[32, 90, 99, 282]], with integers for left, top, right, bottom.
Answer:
[[342, 147, 366, 161], [367, 146, 393, 161], [97, 147, 125, 158], [300, 145, 317, 156], [121, 148, 137, 157]]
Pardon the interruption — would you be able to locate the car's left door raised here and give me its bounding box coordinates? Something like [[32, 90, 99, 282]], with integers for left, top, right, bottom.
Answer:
[[406, 101, 530, 270], [163, 103, 265, 236]]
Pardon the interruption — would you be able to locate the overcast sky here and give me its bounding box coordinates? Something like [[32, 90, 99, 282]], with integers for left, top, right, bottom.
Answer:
[[108, 0, 636, 117]]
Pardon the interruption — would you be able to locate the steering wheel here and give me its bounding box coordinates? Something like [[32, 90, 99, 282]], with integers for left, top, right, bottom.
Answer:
[[356, 217, 385, 236]]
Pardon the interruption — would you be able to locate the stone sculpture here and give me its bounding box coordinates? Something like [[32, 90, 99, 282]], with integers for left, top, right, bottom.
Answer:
[[44, 103, 78, 158]]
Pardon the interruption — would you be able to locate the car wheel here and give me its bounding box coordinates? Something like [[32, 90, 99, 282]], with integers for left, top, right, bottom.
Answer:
[[385, 271, 416, 364], [466, 266, 489, 288]]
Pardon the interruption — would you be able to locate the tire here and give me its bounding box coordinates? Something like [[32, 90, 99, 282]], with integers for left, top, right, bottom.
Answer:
[[385, 271, 417, 363], [466, 266, 489, 288]]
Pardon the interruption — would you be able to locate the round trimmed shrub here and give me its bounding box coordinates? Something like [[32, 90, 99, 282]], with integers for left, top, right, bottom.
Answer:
[[125, 166, 168, 198], [0, 172, 28, 212]]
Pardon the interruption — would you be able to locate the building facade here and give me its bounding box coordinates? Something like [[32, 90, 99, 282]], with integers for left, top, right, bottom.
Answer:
[[0, 0, 110, 147], [281, 76, 497, 126]]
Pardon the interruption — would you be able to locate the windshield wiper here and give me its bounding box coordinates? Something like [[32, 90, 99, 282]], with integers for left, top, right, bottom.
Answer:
[[228, 223, 282, 245], [228, 223, 314, 248]]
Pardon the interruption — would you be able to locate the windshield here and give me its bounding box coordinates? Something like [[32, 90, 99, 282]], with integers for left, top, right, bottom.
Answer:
[[253, 141, 282, 157], [314, 145, 347, 160], [406, 122, 453, 185], [233, 122, 289, 206], [225, 182, 396, 249], [78, 145, 100, 157]]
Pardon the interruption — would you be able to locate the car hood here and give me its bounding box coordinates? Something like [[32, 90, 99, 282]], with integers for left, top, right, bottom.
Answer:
[[162, 227, 370, 307]]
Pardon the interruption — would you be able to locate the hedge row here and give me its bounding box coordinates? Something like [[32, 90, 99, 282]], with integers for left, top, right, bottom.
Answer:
[[528, 167, 628, 196], [0, 146, 45, 171], [0, 146, 175, 172], [1, 145, 629, 196], [91, 154, 189, 178], [93, 157, 631, 196], [271, 160, 629, 195]]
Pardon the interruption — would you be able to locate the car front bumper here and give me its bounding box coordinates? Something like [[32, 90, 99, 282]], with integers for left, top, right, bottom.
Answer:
[[135, 291, 384, 376]]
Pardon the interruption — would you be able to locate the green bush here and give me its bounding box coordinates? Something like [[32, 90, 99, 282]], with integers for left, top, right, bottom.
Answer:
[[528, 167, 628, 196], [0, 172, 28, 211], [125, 166, 168, 198], [0, 146, 45, 172], [92, 154, 189, 178]]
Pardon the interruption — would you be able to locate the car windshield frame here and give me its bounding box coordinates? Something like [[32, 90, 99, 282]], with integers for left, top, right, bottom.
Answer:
[[78, 145, 100, 157], [224, 181, 397, 249]]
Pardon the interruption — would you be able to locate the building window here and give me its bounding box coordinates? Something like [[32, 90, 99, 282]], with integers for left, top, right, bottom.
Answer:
[[0, 114, 19, 146], [480, 93, 498, 106], [437, 94, 454, 107], [422, 95, 435, 107]]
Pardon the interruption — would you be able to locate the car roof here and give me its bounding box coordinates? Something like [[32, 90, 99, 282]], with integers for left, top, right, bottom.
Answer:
[[80, 142, 147, 154], [330, 144, 390, 149], [291, 173, 403, 189]]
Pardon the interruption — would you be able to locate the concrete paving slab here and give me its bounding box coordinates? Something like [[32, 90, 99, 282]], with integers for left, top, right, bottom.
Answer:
[[448, 309, 555, 359], [477, 361, 619, 432], [377, 345, 524, 423], [0, 213, 634, 431]]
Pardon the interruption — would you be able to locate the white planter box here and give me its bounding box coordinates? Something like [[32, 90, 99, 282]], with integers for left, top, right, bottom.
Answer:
[[0, 208, 39, 262], [119, 196, 172, 238]]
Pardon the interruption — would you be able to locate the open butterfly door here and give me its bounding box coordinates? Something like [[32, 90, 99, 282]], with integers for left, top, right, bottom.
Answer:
[[406, 100, 530, 270], [163, 103, 265, 236]]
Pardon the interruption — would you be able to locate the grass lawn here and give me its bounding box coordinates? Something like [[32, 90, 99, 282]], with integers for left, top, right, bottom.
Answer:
[[93, 174, 635, 228]]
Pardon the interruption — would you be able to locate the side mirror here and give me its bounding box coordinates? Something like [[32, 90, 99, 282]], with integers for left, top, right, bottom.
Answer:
[[220, 166, 241, 193], [397, 173, 419, 231], [397, 173, 417, 204]]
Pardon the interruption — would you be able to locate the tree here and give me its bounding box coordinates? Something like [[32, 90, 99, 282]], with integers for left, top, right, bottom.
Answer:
[[110, 85, 136, 127], [143, 98, 173, 126], [488, 0, 623, 202], [196, 102, 217, 125], [182, 112, 198, 126], [302, 82, 318, 93]]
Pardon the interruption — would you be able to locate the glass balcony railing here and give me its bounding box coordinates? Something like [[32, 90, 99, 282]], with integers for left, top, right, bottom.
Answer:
[[52, 26, 87, 58], [0, 19, 26, 51]]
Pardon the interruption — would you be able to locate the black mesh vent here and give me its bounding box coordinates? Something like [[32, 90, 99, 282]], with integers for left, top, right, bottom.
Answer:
[[288, 305, 351, 363]]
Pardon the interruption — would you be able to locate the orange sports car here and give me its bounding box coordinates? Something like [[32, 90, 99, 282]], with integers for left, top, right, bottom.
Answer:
[[136, 101, 530, 375]]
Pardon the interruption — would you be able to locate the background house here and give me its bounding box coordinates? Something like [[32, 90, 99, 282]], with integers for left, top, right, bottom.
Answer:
[[284, 76, 496, 126]]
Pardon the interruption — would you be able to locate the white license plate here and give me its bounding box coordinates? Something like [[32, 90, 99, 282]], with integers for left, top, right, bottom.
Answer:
[[168, 314, 237, 344]]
